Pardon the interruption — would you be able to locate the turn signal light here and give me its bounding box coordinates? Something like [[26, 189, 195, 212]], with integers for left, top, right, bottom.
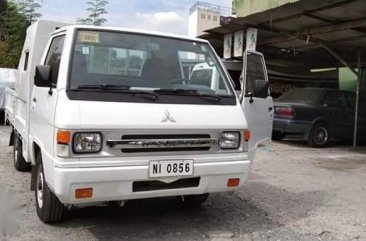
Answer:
[[244, 130, 251, 141], [227, 178, 240, 187], [75, 188, 93, 199], [57, 130, 70, 144]]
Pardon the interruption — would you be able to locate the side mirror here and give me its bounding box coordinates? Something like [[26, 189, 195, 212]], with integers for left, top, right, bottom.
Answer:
[[34, 65, 51, 87], [254, 79, 269, 98]]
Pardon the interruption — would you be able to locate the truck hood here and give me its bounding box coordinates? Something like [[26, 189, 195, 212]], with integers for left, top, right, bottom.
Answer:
[[54, 93, 247, 130]]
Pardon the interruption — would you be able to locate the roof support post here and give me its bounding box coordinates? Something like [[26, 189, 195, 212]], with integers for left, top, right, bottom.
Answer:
[[353, 51, 362, 149], [320, 42, 361, 149]]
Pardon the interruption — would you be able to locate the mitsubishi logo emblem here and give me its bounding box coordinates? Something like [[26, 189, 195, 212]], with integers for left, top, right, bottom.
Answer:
[[161, 110, 176, 123]]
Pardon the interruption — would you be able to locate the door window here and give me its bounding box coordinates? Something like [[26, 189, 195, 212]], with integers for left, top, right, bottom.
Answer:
[[323, 91, 348, 108], [245, 52, 267, 98], [45, 35, 65, 86]]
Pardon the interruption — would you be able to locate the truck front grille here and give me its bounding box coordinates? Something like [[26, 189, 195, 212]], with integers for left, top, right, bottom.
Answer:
[[106, 134, 217, 153]]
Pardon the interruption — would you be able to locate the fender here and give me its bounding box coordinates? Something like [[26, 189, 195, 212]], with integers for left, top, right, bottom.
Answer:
[[30, 136, 54, 191], [304, 118, 328, 139]]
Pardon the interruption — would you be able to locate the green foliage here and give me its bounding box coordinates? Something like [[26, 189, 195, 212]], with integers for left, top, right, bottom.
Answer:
[[77, 0, 108, 26], [0, 0, 7, 41], [0, 0, 30, 68], [16, 0, 42, 23]]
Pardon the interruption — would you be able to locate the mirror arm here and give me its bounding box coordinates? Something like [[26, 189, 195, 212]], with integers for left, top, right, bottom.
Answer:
[[48, 83, 55, 96], [48, 86, 53, 96], [244, 92, 254, 104]]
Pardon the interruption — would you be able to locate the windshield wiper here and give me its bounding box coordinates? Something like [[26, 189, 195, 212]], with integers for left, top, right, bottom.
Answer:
[[154, 89, 221, 102], [74, 85, 158, 100], [154, 89, 198, 94], [76, 84, 131, 90]]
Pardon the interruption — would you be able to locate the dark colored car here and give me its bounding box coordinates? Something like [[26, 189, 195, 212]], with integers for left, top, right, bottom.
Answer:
[[272, 88, 366, 147]]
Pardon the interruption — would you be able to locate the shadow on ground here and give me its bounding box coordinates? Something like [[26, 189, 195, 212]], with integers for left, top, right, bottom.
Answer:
[[52, 181, 330, 241]]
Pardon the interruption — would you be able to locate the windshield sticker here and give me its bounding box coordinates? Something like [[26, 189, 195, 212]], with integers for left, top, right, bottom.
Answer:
[[201, 45, 207, 52], [82, 47, 90, 55], [79, 31, 100, 43]]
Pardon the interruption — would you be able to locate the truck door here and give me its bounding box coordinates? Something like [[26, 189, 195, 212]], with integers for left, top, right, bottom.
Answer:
[[241, 50, 273, 160], [30, 34, 65, 162]]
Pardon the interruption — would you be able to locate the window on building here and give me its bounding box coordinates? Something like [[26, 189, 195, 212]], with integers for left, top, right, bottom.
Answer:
[[201, 13, 205, 19], [208, 15, 211, 20], [213, 16, 218, 21]]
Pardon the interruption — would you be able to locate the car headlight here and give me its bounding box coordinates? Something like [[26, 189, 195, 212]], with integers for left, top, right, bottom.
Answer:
[[73, 132, 102, 153], [219, 132, 240, 149]]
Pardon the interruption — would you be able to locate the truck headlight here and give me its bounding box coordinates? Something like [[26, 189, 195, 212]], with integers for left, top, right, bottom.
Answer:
[[219, 132, 240, 149], [73, 133, 102, 153]]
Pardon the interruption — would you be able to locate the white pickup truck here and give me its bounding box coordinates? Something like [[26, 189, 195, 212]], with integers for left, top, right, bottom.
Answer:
[[5, 20, 273, 223]]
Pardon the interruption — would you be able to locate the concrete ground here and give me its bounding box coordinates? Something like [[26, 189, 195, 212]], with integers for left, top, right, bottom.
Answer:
[[0, 125, 365, 241]]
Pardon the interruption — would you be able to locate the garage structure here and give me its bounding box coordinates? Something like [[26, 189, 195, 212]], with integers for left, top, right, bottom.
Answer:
[[199, 0, 366, 147]]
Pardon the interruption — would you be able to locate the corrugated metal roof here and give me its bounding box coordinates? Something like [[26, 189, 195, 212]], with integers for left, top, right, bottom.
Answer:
[[201, 0, 366, 69]]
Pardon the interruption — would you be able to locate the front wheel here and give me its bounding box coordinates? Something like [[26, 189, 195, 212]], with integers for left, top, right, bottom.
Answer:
[[307, 123, 329, 148], [177, 194, 209, 207], [35, 154, 65, 223]]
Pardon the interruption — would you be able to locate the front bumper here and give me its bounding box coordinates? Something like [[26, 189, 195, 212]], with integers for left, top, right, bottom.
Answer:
[[51, 153, 250, 205]]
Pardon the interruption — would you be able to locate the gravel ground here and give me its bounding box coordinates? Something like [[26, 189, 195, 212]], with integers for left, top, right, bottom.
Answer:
[[1, 125, 366, 241]]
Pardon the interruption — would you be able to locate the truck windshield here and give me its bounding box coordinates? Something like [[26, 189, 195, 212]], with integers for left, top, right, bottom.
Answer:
[[69, 30, 234, 99]]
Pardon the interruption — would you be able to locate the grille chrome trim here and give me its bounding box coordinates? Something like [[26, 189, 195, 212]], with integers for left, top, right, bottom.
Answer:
[[106, 138, 218, 149]]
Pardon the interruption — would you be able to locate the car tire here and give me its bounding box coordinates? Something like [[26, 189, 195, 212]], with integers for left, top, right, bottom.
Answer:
[[35, 154, 65, 223], [307, 122, 329, 148], [177, 194, 209, 207], [272, 132, 286, 140], [14, 134, 31, 172]]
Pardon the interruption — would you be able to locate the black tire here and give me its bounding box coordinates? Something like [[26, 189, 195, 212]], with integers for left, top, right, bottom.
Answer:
[[307, 122, 330, 148], [177, 194, 209, 207], [272, 132, 286, 141], [35, 154, 65, 223], [13, 134, 31, 172]]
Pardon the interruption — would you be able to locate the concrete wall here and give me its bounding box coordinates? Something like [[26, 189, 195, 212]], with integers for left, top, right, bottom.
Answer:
[[339, 67, 357, 92], [232, 0, 298, 17], [188, 9, 220, 37]]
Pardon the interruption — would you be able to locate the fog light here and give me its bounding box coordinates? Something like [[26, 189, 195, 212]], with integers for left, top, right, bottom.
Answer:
[[75, 188, 93, 199], [56, 144, 70, 157], [227, 178, 240, 187]]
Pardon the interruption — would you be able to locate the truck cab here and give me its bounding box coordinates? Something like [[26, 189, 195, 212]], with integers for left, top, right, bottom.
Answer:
[[5, 20, 272, 223]]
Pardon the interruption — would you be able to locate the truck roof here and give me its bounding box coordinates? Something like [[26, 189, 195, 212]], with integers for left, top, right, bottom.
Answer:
[[53, 24, 209, 43]]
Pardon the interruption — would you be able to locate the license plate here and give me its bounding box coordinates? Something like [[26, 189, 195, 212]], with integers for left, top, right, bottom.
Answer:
[[149, 160, 194, 178]]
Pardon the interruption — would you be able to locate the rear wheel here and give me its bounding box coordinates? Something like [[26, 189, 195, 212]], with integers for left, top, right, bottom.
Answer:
[[35, 154, 65, 223], [272, 132, 286, 140], [177, 194, 209, 207], [307, 123, 329, 148], [13, 134, 31, 171]]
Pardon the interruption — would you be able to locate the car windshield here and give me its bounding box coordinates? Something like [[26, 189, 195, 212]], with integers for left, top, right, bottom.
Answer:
[[276, 88, 323, 105], [69, 30, 234, 97]]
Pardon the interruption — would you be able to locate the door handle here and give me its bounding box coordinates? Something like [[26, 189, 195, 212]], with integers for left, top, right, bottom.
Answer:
[[32, 98, 37, 103], [269, 107, 273, 111]]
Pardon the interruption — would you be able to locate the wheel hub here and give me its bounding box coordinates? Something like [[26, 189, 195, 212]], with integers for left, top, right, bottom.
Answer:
[[37, 171, 44, 208], [315, 127, 328, 145]]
